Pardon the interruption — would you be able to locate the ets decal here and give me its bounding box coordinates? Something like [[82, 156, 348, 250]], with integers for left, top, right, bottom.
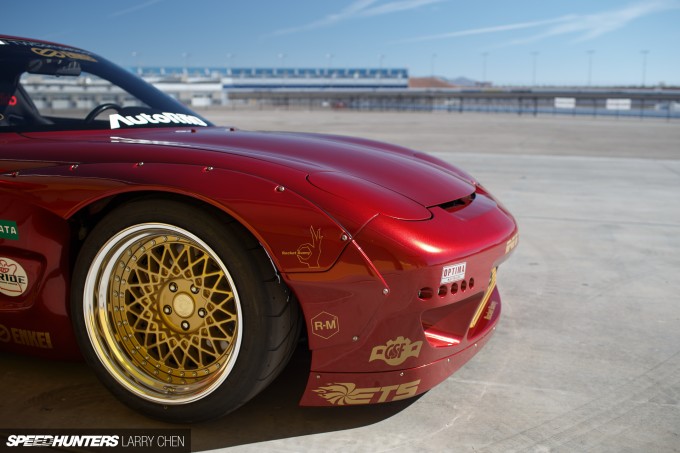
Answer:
[[369, 336, 423, 366], [313, 380, 421, 405], [0, 257, 28, 297]]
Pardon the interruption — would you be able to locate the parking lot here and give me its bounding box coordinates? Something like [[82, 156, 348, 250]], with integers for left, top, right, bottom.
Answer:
[[1, 110, 679, 452]]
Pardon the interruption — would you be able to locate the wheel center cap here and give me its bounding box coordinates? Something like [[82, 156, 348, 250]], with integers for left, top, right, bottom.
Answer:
[[173, 293, 195, 318]]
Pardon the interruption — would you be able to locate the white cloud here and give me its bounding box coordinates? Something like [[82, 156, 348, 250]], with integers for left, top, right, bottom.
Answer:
[[399, 0, 680, 46], [266, 0, 445, 37], [109, 0, 164, 18]]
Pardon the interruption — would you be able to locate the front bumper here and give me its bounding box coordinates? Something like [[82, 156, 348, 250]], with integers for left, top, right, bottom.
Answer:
[[285, 191, 517, 407], [300, 286, 502, 406]]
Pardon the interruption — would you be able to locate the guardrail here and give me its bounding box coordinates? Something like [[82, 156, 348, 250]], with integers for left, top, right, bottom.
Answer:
[[224, 89, 680, 120]]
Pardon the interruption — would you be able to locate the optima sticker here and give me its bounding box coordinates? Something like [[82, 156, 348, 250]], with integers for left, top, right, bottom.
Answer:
[[109, 112, 208, 129], [0, 257, 29, 297], [0, 220, 19, 240], [441, 262, 466, 284]]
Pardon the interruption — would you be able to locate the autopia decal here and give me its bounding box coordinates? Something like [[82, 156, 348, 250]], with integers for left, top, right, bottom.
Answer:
[[109, 112, 208, 129]]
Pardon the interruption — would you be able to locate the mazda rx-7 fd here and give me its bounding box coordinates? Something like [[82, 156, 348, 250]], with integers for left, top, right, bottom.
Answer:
[[0, 35, 518, 422]]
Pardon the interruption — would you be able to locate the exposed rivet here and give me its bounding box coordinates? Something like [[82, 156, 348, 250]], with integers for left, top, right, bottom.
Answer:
[[136, 162, 144, 167], [276, 185, 285, 192], [316, 375, 321, 379], [447, 358, 451, 363], [341, 234, 349, 241], [204, 166, 214, 172], [400, 372, 404, 377], [382, 288, 389, 295], [70, 164, 79, 171], [352, 336, 359, 342], [474, 343, 478, 348]]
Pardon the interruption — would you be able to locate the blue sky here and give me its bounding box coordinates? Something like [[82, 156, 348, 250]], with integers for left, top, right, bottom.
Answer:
[[4, 0, 680, 86]]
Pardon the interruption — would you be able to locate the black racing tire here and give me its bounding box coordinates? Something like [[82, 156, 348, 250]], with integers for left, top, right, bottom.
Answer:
[[70, 198, 301, 422]]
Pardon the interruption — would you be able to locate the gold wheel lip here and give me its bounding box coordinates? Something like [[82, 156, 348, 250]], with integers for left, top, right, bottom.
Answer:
[[83, 222, 243, 405]]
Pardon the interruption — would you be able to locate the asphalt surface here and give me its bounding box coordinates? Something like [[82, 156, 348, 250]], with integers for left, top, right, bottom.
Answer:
[[1, 110, 679, 452]]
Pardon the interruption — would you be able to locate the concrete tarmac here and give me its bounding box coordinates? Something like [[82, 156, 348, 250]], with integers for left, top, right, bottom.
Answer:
[[1, 110, 679, 452]]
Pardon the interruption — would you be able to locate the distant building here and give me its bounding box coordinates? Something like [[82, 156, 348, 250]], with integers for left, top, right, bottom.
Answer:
[[135, 67, 410, 106]]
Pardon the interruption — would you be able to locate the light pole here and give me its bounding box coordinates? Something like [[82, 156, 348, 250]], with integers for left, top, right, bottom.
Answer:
[[481, 52, 489, 84], [587, 50, 595, 86], [277, 52, 287, 76], [641, 50, 649, 87], [226, 53, 234, 73], [531, 51, 539, 86], [132, 51, 140, 75], [325, 53, 334, 74], [182, 52, 190, 77], [431, 53, 437, 77]]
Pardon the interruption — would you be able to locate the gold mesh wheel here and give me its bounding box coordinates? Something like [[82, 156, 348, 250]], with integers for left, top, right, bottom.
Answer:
[[83, 223, 242, 405]]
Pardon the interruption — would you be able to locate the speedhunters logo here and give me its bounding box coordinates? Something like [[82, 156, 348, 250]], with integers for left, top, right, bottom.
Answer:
[[3, 430, 191, 452], [6, 435, 119, 448]]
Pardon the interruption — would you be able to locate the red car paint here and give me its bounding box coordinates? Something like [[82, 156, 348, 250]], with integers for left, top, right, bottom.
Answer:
[[0, 35, 518, 409]]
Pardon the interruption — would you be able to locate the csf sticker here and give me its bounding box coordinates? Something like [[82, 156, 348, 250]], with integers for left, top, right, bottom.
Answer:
[[441, 262, 466, 284]]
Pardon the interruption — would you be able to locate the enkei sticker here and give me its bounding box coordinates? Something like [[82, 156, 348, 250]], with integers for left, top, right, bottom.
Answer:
[[0, 257, 28, 297], [0, 324, 53, 349], [441, 262, 466, 284]]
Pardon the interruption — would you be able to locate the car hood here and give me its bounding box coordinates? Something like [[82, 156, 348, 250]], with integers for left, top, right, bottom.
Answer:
[[23, 127, 475, 208]]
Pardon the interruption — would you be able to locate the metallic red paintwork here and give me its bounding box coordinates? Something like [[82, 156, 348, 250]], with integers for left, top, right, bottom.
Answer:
[[1, 36, 518, 407]]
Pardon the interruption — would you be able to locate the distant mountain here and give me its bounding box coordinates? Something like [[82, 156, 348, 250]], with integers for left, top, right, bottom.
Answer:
[[409, 77, 458, 88], [409, 76, 486, 88], [447, 77, 479, 87]]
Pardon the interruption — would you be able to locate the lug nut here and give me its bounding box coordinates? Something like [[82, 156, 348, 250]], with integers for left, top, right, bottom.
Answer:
[[163, 305, 172, 315], [181, 321, 190, 331], [198, 308, 207, 318], [169, 282, 178, 292], [191, 285, 199, 294]]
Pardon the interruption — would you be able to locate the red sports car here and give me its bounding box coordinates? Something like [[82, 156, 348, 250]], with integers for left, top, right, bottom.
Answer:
[[0, 35, 518, 422]]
